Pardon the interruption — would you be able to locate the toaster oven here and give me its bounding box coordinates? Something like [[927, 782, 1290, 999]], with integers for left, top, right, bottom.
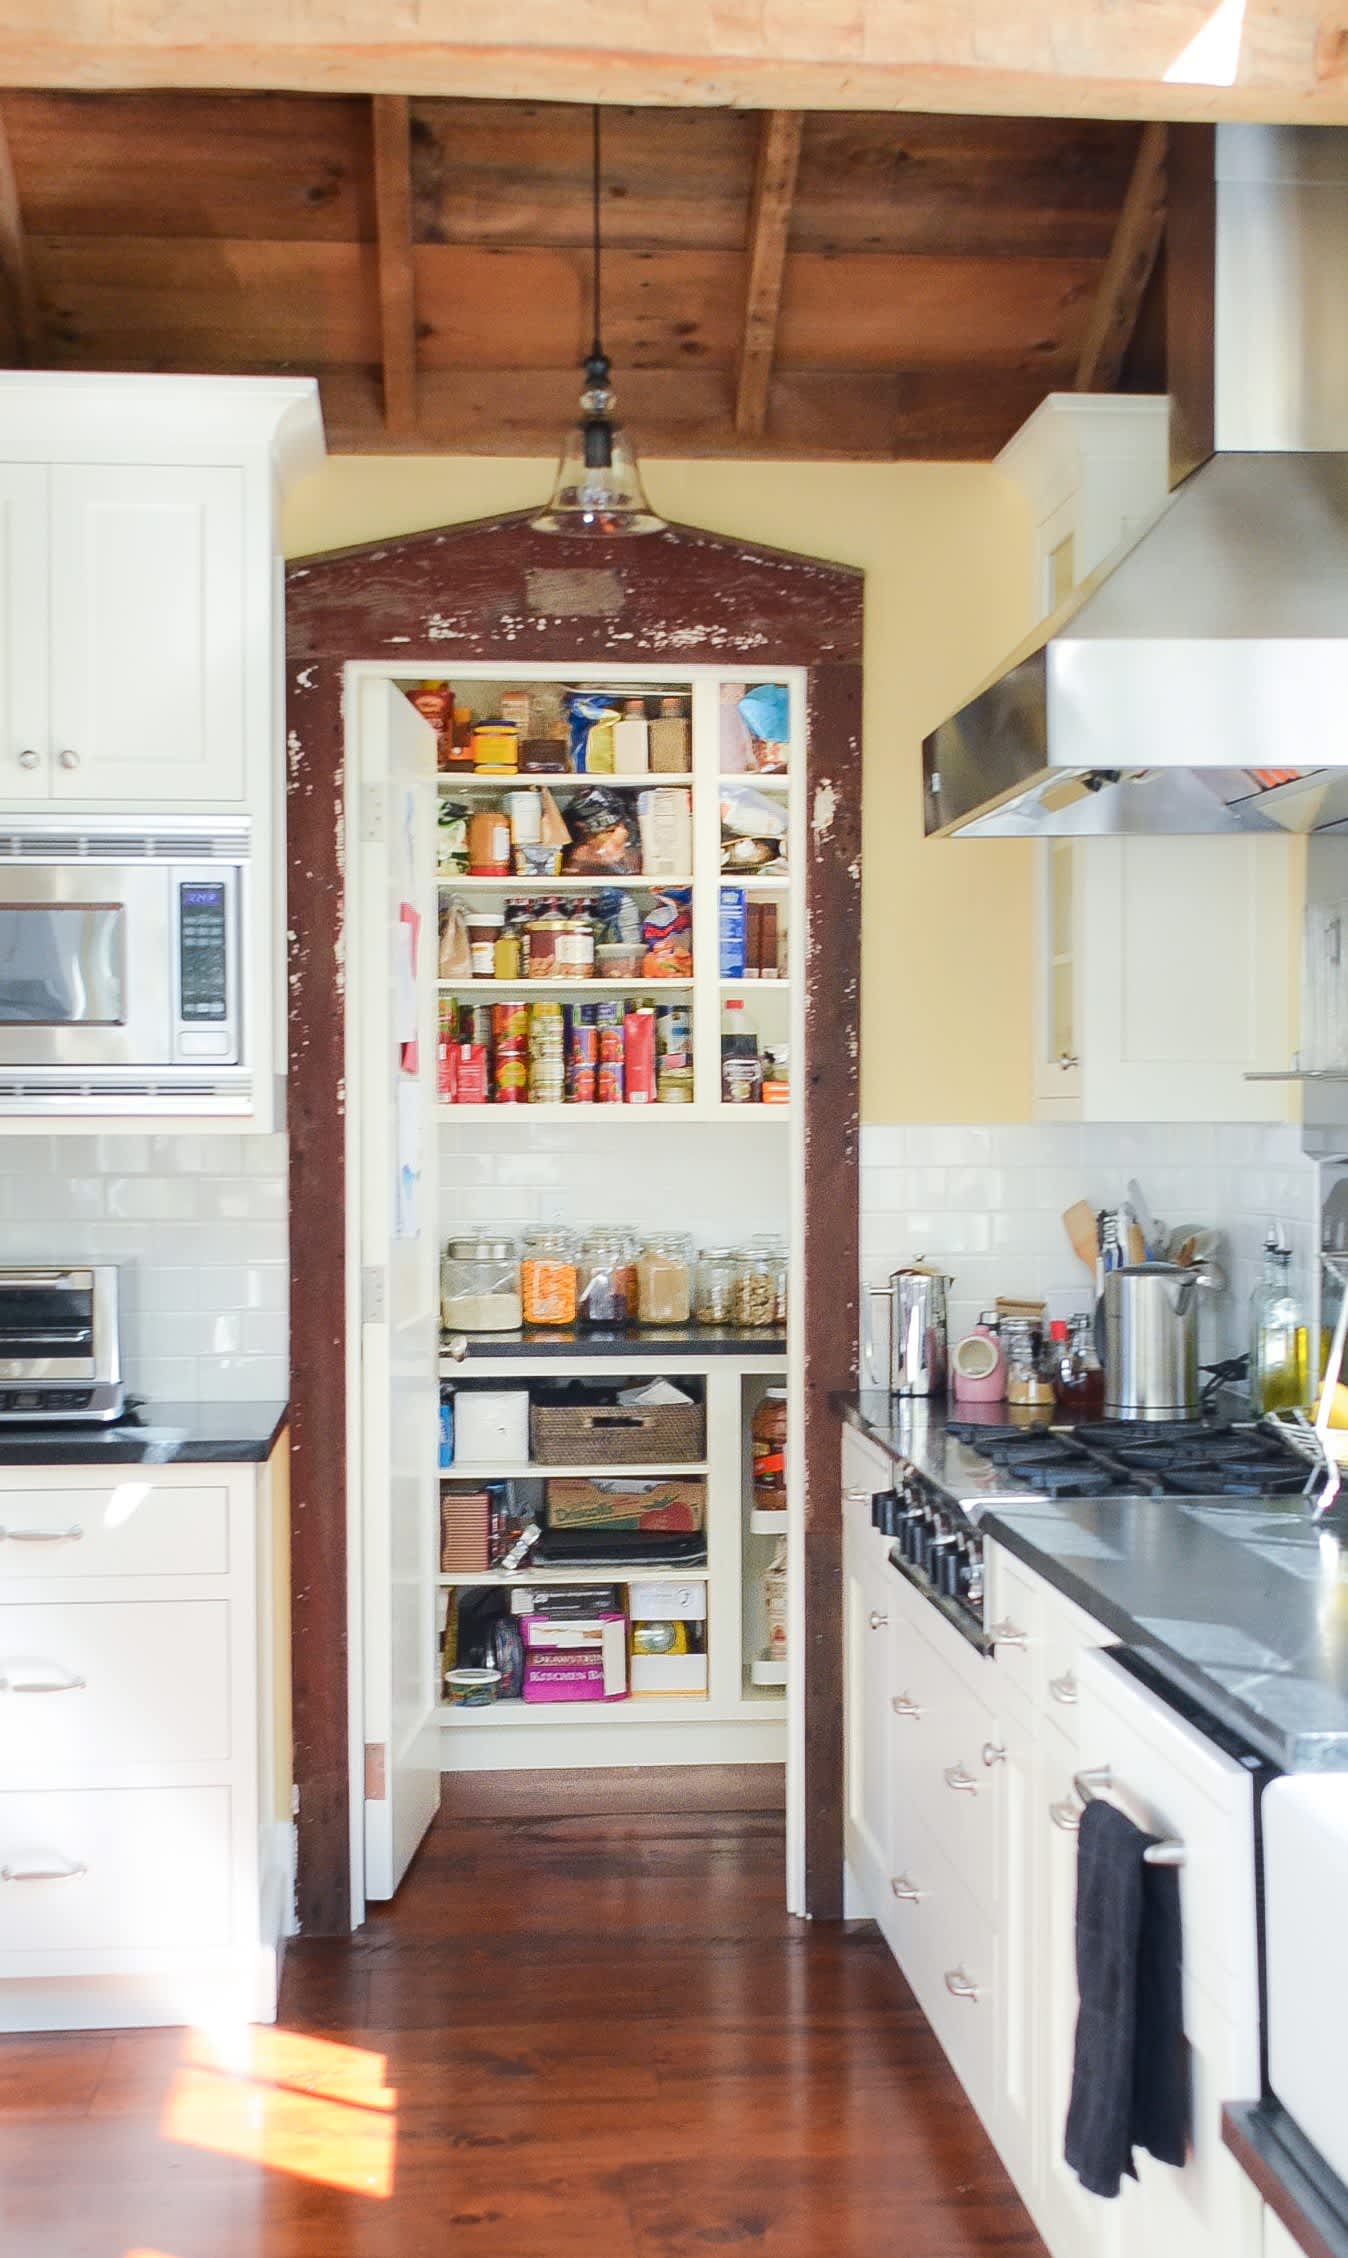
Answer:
[[0, 1266, 124, 1422]]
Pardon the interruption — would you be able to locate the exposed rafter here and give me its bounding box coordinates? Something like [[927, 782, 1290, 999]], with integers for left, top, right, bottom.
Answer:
[[734, 110, 803, 439], [371, 93, 417, 435], [0, 105, 44, 364], [1074, 121, 1167, 393]]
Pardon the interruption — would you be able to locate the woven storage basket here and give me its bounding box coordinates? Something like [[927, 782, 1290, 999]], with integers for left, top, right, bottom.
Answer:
[[529, 1398, 704, 1466]]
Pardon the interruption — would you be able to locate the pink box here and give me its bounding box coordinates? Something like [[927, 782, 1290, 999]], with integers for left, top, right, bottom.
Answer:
[[522, 1652, 626, 1704]]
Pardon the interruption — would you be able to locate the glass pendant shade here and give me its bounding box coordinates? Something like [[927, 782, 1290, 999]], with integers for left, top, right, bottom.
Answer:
[[532, 353, 664, 537]]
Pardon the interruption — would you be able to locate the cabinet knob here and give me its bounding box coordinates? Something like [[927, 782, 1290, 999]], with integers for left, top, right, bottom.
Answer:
[[943, 1764, 978, 1795], [943, 1967, 982, 2003], [17, 748, 38, 770], [981, 1741, 1007, 1769], [58, 749, 79, 771], [1048, 1671, 1078, 1707], [890, 1692, 922, 1720], [890, 1874, 926, 1902], [1049, 1796, 1082, 1835], [1057, 1051, 1079, 1071], [867, 1609, 888, 1632], [988, 1619, 1028, 1650]]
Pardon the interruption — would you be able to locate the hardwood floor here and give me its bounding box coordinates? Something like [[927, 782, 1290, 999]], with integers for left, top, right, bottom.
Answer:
[[0, 1780, 1046, 2258]]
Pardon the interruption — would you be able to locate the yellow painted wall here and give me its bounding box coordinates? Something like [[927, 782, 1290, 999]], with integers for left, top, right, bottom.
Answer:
[[283, 455, 1036, 1122]]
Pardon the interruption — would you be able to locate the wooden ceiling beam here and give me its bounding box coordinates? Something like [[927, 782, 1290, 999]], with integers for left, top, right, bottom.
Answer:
[[0, 4, 1345, 121], [371, 92, 417, 436], [0, 105, 44, 364], [734, 110, 803, 439], [1074, 121, 1168, 393]]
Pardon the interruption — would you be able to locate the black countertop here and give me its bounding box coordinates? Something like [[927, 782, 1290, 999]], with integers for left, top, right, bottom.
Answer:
[[0, 1399, 289, 1467], [446, 1325, 786, 1359], [838, 1391, 1348, 1776]]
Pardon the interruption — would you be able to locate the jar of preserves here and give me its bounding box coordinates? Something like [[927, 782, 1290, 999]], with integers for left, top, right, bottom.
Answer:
[[576, 1231, 637, 1327], [440, 1235, 522, 1332], [694, 1247, 738, 1327], [751, 1388, 788, 1510], [731, 1248, 778, 1329], [520, 1229, 577, 1326], [557, 916, 595, 978], [524, 913, 567, 980], [636, 1232, 693, 1325]]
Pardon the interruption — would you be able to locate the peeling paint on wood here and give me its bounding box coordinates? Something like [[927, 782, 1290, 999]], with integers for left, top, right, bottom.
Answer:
[[285, 510, 862, 1931]]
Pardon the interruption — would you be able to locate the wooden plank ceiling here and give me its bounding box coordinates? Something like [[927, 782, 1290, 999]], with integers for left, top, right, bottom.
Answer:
[[0, 92, 1167, 459]]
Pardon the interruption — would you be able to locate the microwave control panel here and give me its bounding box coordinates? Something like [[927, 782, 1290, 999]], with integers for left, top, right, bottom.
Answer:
[[173, 869, 240, 1062]]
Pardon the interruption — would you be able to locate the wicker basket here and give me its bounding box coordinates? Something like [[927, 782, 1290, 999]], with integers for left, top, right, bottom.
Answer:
[[529, 1398, 705, 1466]]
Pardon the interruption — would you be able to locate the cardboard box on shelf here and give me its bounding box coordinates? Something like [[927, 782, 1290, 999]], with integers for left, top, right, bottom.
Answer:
[[545, 1477, 705, 1532]]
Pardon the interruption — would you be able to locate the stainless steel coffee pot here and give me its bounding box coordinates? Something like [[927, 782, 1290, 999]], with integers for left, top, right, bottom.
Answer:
[[864, 1265, 950, 1397]]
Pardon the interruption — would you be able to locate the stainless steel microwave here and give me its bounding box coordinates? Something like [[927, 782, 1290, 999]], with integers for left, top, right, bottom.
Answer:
[[0, 817, 251, 1113]]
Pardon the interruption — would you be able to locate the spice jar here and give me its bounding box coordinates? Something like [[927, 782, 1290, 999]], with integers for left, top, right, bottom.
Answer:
[[468, 806, 511, 877], [637, 1232, 693, 1325], [731, 1248, 778, 1329], [441, 1235, 522, 1332], [694, 1246, 738, 1327], [576, 1231, 637, 1327], [751, 1389, 788, 1510], [520, 1228, 577, 1326]]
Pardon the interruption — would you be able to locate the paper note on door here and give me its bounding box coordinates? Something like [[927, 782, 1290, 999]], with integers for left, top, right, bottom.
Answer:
[[396, 1076, 421, 1240], [397, 902, 419, 1074]]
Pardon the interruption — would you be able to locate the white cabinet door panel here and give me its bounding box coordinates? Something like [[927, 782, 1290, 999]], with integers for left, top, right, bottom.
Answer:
[[0, 462, 47, 802], [49, 464, 245, 803], [0, 1600, 231, 1776], [0, 1785, 232, 1953], [844, 1540, 892, 1897], [0, 1483, 229, 1579]]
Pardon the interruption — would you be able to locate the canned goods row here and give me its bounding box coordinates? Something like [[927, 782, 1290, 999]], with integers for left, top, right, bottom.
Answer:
[[438, 997, 696, 1108]]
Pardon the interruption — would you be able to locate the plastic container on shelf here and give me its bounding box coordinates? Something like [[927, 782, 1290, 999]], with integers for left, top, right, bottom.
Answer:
[[637, 1232, 694, 1325], [520, 1228, 578, 1326], [440, 1235, 523, 1332]]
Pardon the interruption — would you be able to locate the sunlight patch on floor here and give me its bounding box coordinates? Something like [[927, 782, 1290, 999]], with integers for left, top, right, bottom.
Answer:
[[158, 2027, 397, 2198]]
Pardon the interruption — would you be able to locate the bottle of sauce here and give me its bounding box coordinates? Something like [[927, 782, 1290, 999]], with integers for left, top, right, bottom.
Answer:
[[1052, 1314, 1106, 1419], [751, 1389, 788, 1510]]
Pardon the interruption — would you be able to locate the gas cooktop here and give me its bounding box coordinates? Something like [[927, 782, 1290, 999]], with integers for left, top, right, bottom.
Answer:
[[944, 1417, 1309, 1501]]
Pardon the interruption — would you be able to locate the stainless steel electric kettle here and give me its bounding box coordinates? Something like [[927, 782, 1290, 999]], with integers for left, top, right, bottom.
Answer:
[[1098, 1262, 1200, 1420]]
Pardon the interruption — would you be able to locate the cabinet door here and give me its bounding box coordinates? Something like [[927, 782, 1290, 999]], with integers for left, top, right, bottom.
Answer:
[[49, 464, 246, 803], [0, 463, 48, 803], [1076, 835, 1294, 1122], [844, 1544, 892, 1900], [1035, 1739, 1123, 2258]]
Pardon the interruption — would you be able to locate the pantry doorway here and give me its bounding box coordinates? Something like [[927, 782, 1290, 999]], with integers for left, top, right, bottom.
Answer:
[[286, 512, 863, 1934]]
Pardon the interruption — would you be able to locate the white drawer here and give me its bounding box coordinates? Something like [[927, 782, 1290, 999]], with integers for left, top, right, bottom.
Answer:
[[911, 1832, 1001, 2133], [0, 1484, 229, 1580], [0, 1786, 232, 1954], [889, 1607, 1002, 1916], [842, 1427, 897, 1512], [985, 1539, 1113, 1722], [0, 1601, 231, 1778]]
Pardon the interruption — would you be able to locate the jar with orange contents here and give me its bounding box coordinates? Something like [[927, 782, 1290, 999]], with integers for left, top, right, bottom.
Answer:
[[520, 1228, 578, 1327]]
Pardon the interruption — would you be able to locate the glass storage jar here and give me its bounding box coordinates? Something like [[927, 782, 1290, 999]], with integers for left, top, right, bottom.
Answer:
[[576, 1231, 637, 1328], [440, 1235, 522, 1333], [749, 1233, 788, 1327], [520, 1228, 578, 1327], [637, 1232, 693, 1325], [694, 1246, 739, 1327], [731, 1247, 778, 1329]]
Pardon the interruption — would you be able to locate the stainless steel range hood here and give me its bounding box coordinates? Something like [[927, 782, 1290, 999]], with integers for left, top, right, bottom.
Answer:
[[925, 126, 1348, 841]]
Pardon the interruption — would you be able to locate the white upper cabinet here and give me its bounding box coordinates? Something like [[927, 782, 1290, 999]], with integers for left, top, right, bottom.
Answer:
[[1000, 393, 1295, 1123], [0, 464, 50, 804], [48, 464, 246, 804]]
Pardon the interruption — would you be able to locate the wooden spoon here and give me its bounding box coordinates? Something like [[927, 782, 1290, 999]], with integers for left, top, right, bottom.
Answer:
[[1063, 1200, 1099, 1274]]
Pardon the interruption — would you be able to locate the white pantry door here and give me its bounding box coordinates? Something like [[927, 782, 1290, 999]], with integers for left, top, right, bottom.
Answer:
[[358, 678, 441, 1900]]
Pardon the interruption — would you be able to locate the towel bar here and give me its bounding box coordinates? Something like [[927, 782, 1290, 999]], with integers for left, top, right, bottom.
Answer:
[[1073, 1766, 1186, 1867]]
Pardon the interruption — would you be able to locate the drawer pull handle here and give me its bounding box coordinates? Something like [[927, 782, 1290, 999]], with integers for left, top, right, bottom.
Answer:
[[944, 1967, 982, 2003], [890, 1693, 922, 1720], [868, 1610, 888, 1632], [0, 1669, 86, 1694], [988, 1619, 1028, 1650], [844, 1489, 872, 1503], [981, 1742, 1006, 1769], [943, 1765, 978, 1795], [1049, 1796, 1082, 1834], [0, 1525, 83, 1544], [2, 1857, 87, 1882], [1049, 1671, 1078, 1706], [890, 1874, 926, 1902]]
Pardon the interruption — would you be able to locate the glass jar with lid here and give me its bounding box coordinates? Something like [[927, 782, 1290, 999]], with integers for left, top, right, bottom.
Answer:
[[576, 1230, 637, 1328], [749, 1232, 788, 1327], [731, 1247, 778, 1329], [520, 1227, 578, 1327], [637, 1232, 693, 1325], [440, 1234, 522, 1333], [694, 1246, 739, 1327]]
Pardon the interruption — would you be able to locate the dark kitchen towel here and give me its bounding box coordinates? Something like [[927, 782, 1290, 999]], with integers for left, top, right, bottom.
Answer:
[[1064, 1796, 1188, 2198]]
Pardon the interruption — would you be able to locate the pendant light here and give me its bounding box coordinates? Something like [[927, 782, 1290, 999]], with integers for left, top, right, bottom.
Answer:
[[532, 107, 665, 536]]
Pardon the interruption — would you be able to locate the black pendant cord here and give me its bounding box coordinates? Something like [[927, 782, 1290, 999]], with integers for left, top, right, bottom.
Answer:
[[590, 104, 604, 367]]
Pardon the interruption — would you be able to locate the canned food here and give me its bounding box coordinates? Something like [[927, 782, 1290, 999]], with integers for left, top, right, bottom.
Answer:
[[566, 1005, 598, 1104], [528, 1001, 565, 1105], [492, 1000, 528, 1049]]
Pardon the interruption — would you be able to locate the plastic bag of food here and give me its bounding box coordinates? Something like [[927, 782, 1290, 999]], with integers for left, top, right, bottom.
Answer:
[[436, 799, 470, 874], [565, 691, 620, 774], [738, 684, 790, 772], [563, 786, 640, 875], [721, 784, 789, 841], [438, 901, 472, 979]]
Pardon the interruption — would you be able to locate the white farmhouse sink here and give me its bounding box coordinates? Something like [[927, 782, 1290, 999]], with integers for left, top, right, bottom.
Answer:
[[1263, 1773, 1348, 2186]]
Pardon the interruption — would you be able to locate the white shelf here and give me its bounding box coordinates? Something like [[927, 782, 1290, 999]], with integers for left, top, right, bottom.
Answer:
[[719, 773, 789, 790], [439, 1695, 713, 1725], [437, 1564, 710, 1587], [437, 875, 692, 892], [750, 1656, 788, 1686], [719, 876, 790, 892], [442, 1460, 708, 1480], [749, 1508, 789, 1535], [436, 1102, 791, 1122], [436, 977, 693, 994], [438, 773, 692, 791], [720, 978, 789, 991]]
